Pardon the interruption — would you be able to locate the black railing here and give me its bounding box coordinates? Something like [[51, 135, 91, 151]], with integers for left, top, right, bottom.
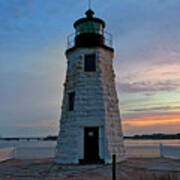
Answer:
[[67, 31, 113, 49]]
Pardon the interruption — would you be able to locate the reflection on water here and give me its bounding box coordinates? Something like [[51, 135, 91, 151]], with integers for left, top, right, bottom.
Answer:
[[0, 139, 179, 149]]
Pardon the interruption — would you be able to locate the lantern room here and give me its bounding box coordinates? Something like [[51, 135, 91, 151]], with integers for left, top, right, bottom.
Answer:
[[67, 9, 113, 51]]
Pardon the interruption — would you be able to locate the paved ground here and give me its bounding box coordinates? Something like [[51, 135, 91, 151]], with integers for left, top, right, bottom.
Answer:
[[0, 158, 179, 180]]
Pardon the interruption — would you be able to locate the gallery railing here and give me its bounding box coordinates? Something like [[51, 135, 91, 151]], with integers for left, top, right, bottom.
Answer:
[[67, 30, 113, 49]]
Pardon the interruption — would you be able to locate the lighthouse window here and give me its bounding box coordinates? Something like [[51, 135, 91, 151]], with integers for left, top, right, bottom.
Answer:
[[84, 54, 96, 72], [68, 92, 75, 111]]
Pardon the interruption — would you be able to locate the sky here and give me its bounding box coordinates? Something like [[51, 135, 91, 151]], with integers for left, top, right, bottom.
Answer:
[[0, 0, 180, 137]]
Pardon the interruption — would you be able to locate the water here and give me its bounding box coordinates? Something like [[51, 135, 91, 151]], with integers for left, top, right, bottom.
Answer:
[[0, 140, 56, 149], [0, 139, 179, 161], [124, 139, 180, 147], [124, 139, 180, 158], [0, 140, 56, 161], [1, 139, 179, 149]]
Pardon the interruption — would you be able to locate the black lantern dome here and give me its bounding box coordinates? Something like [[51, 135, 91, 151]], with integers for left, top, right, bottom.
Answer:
[[67, 9, 113, 53]]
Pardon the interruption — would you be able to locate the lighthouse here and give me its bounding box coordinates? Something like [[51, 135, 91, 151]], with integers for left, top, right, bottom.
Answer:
[[56, 9, 125, 164]]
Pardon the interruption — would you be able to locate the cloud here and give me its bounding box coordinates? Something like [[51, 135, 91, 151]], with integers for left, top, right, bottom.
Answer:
[[1, 0, 180, 136], [18, 120, 58, 128], [123, 123, 180, 136], [117, 80, 180, 95], [119, 97, 150, 106], [127, 106, 180, 112], [116, 62, 180, 96], [122, 112, 180, 127], [146, 64, 180, 80], [122, 111, 180, 135]]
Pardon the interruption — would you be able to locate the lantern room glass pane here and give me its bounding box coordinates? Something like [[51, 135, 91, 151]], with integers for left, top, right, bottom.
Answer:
[[76, 21, 103, 35]]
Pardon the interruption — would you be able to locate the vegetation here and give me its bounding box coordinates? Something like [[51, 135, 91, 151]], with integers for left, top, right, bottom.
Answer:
[[125, 133, 180, 140], [0, 134, 179, 141]]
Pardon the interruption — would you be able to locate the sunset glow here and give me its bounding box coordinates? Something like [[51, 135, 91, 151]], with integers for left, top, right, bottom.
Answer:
[[0, 0, 180, 137], [123, 113, 180, 127]]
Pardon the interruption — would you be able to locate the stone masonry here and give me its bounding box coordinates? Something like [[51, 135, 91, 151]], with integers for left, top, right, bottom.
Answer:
[[56, 47, 125, 164]]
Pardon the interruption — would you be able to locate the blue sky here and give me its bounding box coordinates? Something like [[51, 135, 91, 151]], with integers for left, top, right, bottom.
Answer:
[[0, 0, 180, 137]]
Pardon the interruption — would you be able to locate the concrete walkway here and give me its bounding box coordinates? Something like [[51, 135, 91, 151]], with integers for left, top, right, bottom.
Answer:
[[0, 158, 179, 180]]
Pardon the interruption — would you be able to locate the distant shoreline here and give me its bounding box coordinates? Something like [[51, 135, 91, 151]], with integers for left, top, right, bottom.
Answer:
[[0, 133, 179, 141], [124, 133, 180, 140]]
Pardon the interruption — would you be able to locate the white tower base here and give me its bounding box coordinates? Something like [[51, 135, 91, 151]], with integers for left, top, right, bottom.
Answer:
[[56, 48, 125, 164]]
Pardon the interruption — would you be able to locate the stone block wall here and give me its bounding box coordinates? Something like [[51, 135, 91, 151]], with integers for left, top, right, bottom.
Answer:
[[56, 47, 125, 164]]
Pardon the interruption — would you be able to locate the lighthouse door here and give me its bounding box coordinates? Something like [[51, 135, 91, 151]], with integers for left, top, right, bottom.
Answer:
[[84, 127, 99, 163]]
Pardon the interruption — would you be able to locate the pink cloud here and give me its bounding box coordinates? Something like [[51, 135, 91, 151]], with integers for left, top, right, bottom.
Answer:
[[18, 120, 58, 128], [117, 80, 180, 95]]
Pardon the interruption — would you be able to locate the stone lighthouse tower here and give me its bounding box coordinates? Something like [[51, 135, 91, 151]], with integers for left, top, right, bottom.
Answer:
[[56, 9, 125, 164]]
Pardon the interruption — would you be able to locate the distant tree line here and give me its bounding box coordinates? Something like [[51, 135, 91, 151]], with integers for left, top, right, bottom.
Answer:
[[124, 133, 180, 140], [0, 134, 179, 141]]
